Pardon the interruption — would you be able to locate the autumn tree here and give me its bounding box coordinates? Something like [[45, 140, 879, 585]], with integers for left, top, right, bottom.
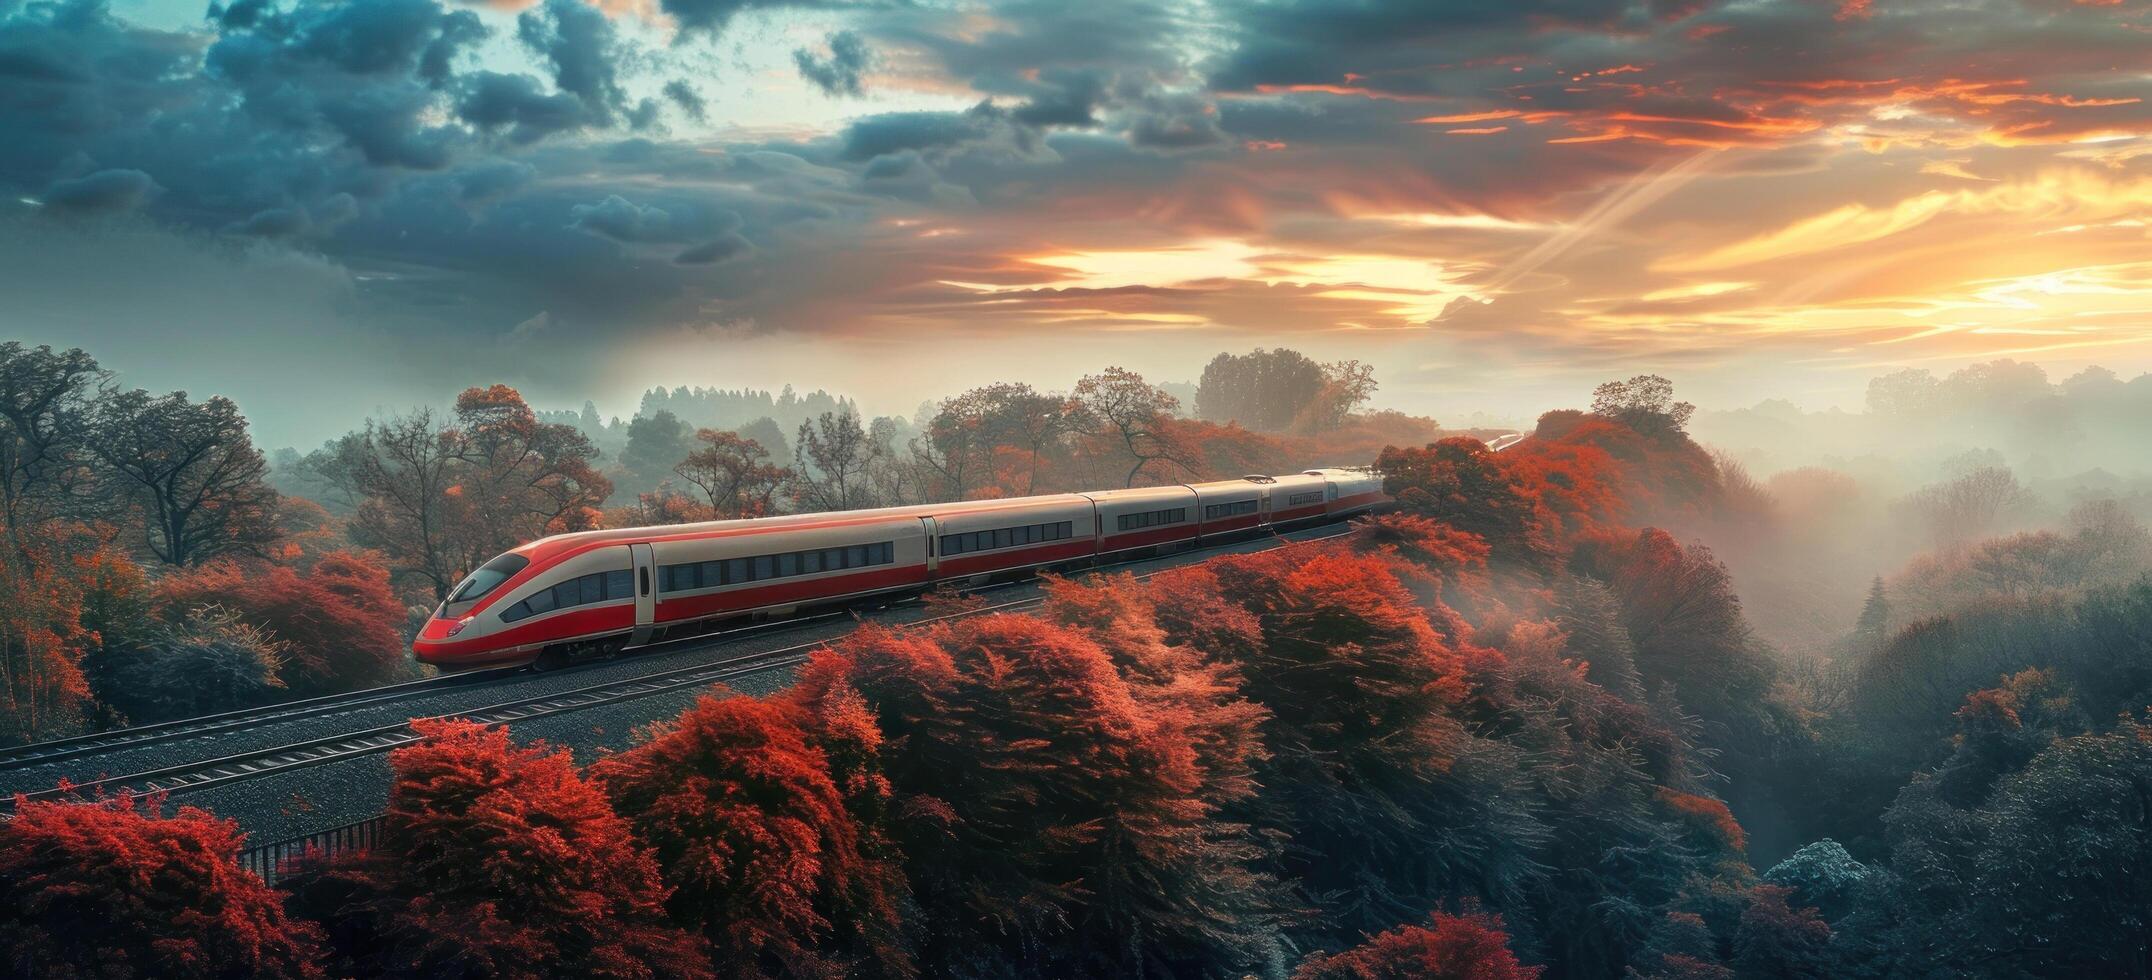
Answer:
[[307, 409, 464, 599], [0, 541, 92, 745], [801, 615, 1279, 976], [0, 343, 105, 539], [914, 387, 998, 501], [1895, 467, 2036, 552], [1569, 529, 1779, 746], [1148, 551, 1520, 940], [70, 533, 154, 729], [287, 719, 711, 979], [451, 384, 611, 555], [1074, 366, 1196, 486], [674, 428, 788, 518], [154, 550, 408, 697], [590, 693, 909, 979], [1294, 358, 1379, 434], [1590, 375, 1694, 438], [607, 487, 719, 527], [1376, 438, 1546, 562], [975, 382, 1078, 495], [1194, 349, 1377, 435], [1195, 348, 1328, 432], [0, 794, 325, 978], [310, 387, 610, 600], [1291, 909, 1542, 980], [791, 410, 881, 512], [88, 388, 280, 565]]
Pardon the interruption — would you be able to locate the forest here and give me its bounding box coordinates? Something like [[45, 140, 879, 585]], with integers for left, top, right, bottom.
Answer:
[[5, 343, 2152, 978]]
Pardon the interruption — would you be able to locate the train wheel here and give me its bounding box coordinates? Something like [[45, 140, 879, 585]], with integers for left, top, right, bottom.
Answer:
[[533, 646, 572, 671]]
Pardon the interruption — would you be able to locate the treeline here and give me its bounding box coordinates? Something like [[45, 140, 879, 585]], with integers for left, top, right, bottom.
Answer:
[[489, 360, 1426, 529]]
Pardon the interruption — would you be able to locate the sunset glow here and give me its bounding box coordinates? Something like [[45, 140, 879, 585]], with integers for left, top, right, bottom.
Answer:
[[1, 0, 2148, 438]]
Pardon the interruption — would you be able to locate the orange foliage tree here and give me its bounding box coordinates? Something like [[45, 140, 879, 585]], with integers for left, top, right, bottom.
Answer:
[[1147, 550, 1493, 936], [589, 692, 910, 980], [154, 550, 407, 697], [1291, 909, 1543, 980], [0, 794, 325, 978], [286, 719, 710, 979], [1375, 438, 1547, 563], [798, 614, 1279, 976], [0, 542, 91, 745]]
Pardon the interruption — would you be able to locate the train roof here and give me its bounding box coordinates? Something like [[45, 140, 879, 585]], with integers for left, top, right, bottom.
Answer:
[[511, 467, 1375, 564]]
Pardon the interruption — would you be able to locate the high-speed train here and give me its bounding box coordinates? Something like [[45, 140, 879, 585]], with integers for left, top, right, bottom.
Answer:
[[414, 468, 1383, 670]]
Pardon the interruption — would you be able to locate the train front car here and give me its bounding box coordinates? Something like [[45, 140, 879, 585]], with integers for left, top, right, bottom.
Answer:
[[414, 531, 643, 670]]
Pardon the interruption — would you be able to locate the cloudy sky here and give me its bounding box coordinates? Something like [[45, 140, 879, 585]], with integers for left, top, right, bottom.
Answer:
[[3, 0, 2149, 446]]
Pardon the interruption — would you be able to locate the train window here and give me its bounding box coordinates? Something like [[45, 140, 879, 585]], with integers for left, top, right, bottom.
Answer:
[[1117, 508, 1186, 532], [1205, 500, 1258, 520], [824, 548, 845, 570], [605, 569, 632, 599], [727, 558, 751, 583], [524, 587, 557, 616], [1287, 491, 1324, 506], [753, 555, 774, 579], [501, 600, 532, 623], [700, 561, 724, 586], [450, 554, 529, 603], [579, 575, 603, 605], [553, 582, 581, 610], [879, 541, 896, 563], [802, 550, 823, 574], [938, 521, 1072, 556], [846, 545, 868, 567], [777, 553, 799, 576]]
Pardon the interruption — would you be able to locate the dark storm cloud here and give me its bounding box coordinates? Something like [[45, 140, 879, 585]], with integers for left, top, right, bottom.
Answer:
[[517, 0, 629, 125], [41, 168, 160, 213], [455, 70, 592, 143], [839, 103, 1030, 162], [661, 80, 706, 122], [793, 29, 869, 98]]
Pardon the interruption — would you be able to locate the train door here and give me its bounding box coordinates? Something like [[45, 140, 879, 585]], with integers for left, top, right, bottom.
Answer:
[[920, 516, 940, 579], [629, 542, 656, 646]]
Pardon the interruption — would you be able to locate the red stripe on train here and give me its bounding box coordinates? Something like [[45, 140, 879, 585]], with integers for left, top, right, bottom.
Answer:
[[416, 603, 636, 660]]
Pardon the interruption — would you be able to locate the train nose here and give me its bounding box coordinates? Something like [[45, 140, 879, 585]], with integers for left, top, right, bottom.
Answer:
[[413, 616, 475, 665]]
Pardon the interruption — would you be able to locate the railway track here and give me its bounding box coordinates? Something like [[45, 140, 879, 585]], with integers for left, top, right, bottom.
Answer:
[[0, 606, 868, 774], [4, 524, 1357, 810]]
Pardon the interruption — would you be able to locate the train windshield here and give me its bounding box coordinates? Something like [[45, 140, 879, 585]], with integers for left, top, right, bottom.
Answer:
[[447, 554, 529, 605]]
